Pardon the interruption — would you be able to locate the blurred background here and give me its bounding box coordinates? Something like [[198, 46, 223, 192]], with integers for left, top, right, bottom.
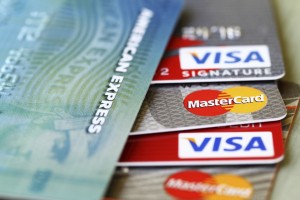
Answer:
[[270, 0, 300, 199]]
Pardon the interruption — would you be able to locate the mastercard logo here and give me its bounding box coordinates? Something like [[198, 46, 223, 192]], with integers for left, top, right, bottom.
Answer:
[[164, 170, 253, 200], [183, 86, 268, 116]]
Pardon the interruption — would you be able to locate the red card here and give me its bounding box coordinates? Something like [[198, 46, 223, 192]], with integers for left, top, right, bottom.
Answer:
[[119, 122, 284, 166]]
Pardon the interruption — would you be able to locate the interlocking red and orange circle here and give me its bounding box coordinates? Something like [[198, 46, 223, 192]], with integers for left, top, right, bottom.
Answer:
[[164, 170, 253, 200], [183, 86, 268, 116]]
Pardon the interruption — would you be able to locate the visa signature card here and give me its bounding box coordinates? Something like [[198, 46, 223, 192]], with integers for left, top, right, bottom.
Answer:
[[120, 122, 284, 166], [0, 0, 183, 200], [152, 0, 285, 84], [132, 82, 286, 134]]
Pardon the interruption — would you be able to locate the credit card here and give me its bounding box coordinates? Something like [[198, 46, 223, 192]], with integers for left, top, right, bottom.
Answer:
[[132, 82, 286, 134], [120, 122, 284, 166], [106, 85, 300, 200], [0, 0, 183, 200], [106, 166, 277, 200], [152, 0, 285, 84]]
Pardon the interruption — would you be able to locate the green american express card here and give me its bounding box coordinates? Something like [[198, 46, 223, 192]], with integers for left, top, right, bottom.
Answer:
[[0, 0, 183, 200]]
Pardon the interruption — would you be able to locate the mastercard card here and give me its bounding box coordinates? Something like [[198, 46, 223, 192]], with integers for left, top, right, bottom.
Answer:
[[121, 122, 284, 166], [132, 82, 286, 134], [106, 167, 275, 200], [152, 0, 285, 84]]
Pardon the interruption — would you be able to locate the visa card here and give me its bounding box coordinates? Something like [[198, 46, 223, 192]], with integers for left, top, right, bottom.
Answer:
[[0, 0, 183, 200], [121, 122, 284, 166], [152, 0, 285, 84], [132, 82, 286, 134]]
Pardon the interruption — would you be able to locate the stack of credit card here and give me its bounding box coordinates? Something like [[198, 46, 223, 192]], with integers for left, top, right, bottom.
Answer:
[[0, 0, 298, 200], [106, 0, 300, 199]]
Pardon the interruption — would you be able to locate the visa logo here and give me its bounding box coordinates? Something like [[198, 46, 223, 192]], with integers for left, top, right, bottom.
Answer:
[[178, 132, 274, 158], [179, 45, 271, 69]]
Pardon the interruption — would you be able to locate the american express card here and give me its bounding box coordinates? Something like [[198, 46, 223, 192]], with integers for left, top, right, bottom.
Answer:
[[0, 0, 183, 200]]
